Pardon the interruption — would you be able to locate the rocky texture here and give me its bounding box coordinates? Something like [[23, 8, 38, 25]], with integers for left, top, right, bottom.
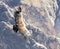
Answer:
[[0, 0, 60, 49]]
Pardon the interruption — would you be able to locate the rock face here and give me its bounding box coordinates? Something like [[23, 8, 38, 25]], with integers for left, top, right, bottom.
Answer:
[[55, 0, 60, 38], [21, 0, 58, 36], [0, 0, 60, 49]]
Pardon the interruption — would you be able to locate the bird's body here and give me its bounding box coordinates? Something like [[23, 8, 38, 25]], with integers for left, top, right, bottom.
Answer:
[[13, 6, 31, 39], [15, 13, 29, 35]]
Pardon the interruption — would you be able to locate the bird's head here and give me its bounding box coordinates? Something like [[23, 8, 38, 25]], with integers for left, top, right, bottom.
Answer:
[[15, 6, 22, 14]]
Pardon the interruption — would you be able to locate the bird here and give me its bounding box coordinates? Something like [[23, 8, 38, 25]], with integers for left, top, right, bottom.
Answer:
[[13, 6, 31, 40]]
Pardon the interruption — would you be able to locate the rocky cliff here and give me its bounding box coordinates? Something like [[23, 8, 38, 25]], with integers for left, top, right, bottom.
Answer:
[[0, 0, 60, 49]]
